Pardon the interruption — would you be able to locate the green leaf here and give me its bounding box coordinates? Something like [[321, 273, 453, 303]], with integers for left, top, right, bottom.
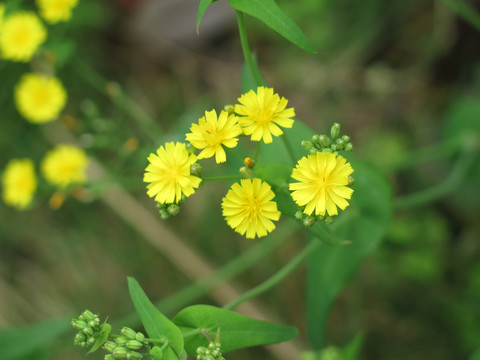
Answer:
[[228, 0, 316, 53], [0, 317, 70, 360], [341, 333, 364, 360], [88, 322, 111, 353], [306, 161, 392, 349], [43, 39, 76, 68], [197, 0, 217, 33], [172, 305, 298, 356], [128, 277, 184, 359]]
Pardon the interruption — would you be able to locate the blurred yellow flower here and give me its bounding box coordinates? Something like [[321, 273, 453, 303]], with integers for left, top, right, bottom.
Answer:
[[41, 145, 88, 188], [186, 109, 242, 163], [222, 178, 281, 239], [289, 152, 354, 217], [144, 142, 201, 204], [15, 73, 67, 123], [2, 159, 37, 210], [36, 0, 79, 24], [0, 12, 46, 62], [235, 86, 295, 144]]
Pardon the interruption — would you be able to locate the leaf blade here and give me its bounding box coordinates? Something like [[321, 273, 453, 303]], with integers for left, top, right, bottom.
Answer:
[[228, 0, 315, 53]]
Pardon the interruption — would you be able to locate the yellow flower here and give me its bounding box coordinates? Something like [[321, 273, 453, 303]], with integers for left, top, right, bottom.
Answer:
[[41, 144, 88, 187], [15, 73, 67, 124], [186, 109, 242, 163], [235, 86, 295, 144], [0, 12, 47, 62], [144, 142, 202, 204], [2, 159, 37, 210], [36, 0, 79, 24], [289, 152, 354, 217], [222, 178, 281, 239]]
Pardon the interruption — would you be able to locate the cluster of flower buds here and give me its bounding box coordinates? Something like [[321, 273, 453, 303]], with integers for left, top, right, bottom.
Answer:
[[71, 310, 101, 348], [103, 327, 148, 360], [295, 211, 334, 227], [196, 341, 225, 360], [156, 202, 181, 220], [301, 123, 353, 155]]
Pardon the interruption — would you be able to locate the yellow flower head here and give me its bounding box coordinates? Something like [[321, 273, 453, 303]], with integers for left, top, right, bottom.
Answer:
[[2, 159, 37, 210], [41, 144, 89, 188], [186, 109, 242, 163], [289, 152, 354, 217], [235, 86, 295, 144], [144, 142, 202, 204], [0, 12, 47, 62], [36, 0, 79, 24], [222, 178, 281, 239], [15, 73, 67, 123]]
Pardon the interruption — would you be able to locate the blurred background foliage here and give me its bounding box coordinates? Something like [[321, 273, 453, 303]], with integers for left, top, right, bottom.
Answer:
[[0, 0, 480, 359]]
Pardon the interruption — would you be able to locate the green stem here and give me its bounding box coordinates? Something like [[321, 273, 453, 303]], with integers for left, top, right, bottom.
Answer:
[[74, 59, 162, 140], [181, 329, 204, 338], [394, 145, 478, 209], [202, 175, 242, 182], [223, 239, 321, 310], [254, 141, 261, 162], [281, 132, 297, 165], [236, 11, 266, 87], [437, 0, 480, 32]]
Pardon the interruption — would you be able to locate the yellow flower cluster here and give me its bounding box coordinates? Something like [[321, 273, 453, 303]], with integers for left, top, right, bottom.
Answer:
[[36, 0, 79, 24], [1, 145, 89, 210], [0, 12, 46, 62], [144, 86, 354, 239], [15, 73, 67, 123]]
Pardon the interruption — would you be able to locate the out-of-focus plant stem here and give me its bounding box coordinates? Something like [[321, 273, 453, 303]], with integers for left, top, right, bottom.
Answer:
[[437, 0, 480, 31], [224, 238, 321, 311], [74, 59, 163, 141]]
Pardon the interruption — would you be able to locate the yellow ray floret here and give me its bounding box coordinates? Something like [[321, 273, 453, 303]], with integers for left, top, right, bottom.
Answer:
[[41, 145, 89, 188], [222, 178, 281, 239], [235, 86, 295, 144], [289, 152, 354, 217], [36, 0, 79, 24], [15, 73, 67, 123], [144, 142, 202, 204], [186, 109, 242, 163], [2, 159, 37, 210], [0, 12, 46, 62]]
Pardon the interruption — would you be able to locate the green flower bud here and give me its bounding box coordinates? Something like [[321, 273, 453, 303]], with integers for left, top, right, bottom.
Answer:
[[74, 332, 86, 345], [330, 123, 340, 140], [214, 343, 221, 349], [211, 350, 221, 357], [80, 310, 97, 322], [309, 148, 318, 154], [159, 208, 170, 220], [324, 216, 334, 225], [190, 163, 202, 176], [303, 215, 316, 228], [348, 176, 355, 186], [322, 148, 333, 153], [112, 347, 128, 358], [71, 319, 87, 330], [239, 166, 253, 178], [167, 204, 180, 216], [116, 336, 128, 346], [335, 139, 345, 150], [311, 134, 320, 145], [185, 142, 195, 154], [197, 347, 206, 355], [126, 340, 143, 350], [344, 143, 353, 152], [135, 332, 146, 343], [208, 342, 216, 350], [127, 351, 143, 359], [82, 327, 94, 336], [318, 135, 331, 147], [341, 135, 350, 143], [103, 340, 117, 353], [294, 210, 304, 221], [224, 104, 235, 115], [105, 355, 115, 360], [330, 144, 337, 151], [150, 346, 163, 360], [301, 140, 314, 151], [87, 336, 96, 345]]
